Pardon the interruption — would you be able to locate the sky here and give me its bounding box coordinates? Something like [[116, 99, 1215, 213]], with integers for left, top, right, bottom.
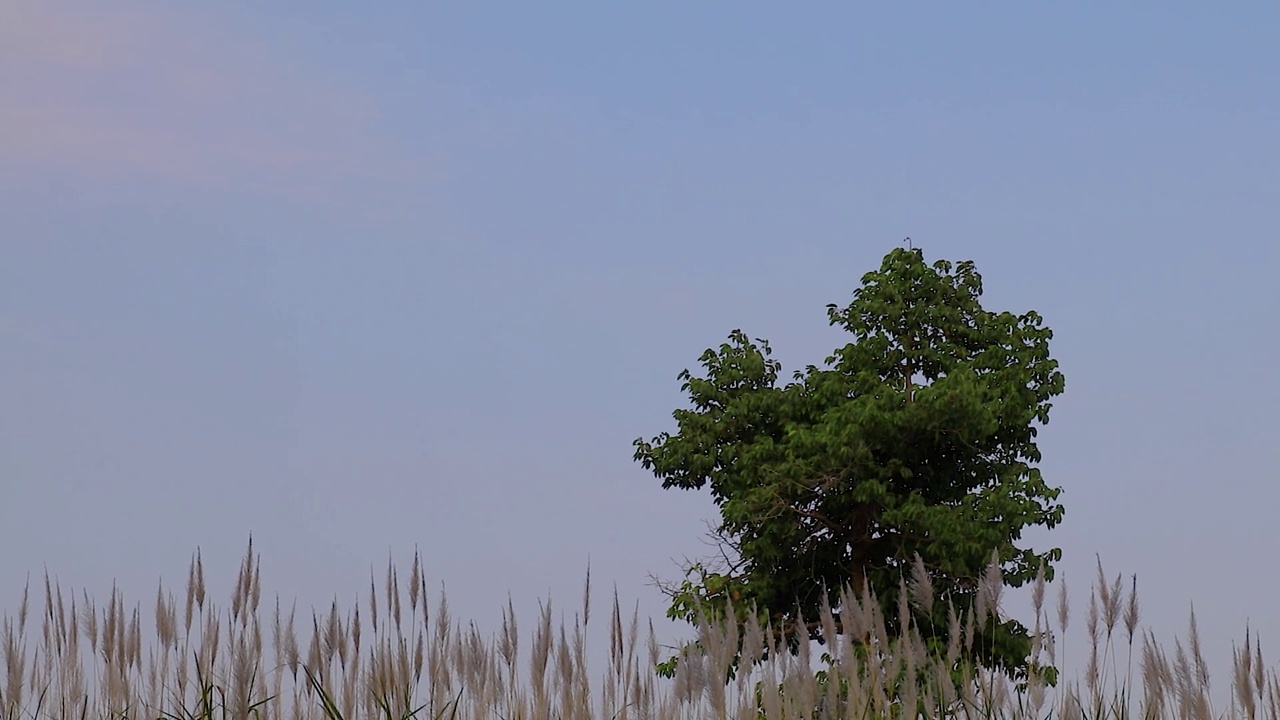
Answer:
[[2, 0, 1278, 699]]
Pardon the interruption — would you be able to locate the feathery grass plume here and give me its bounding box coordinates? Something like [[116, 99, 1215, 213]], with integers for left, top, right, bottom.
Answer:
[[608, 588, 623, 677], [1087, 591, 1100, 648], [416, 570, 430, 635], [622, 601, 643, 720], [41, 573, 57, 655], [573, 618, 593, 720], [414, 626, 426, 684], [80, 590, 97, 657], [1031, 564, 1047, 624], [155, 583, 173, 652], [284, 601, 300, 681], [1124, 575, 1141, 644], [390, 561, 403, 635], [409, 549, 422, 615], [1265, 668, 1280, 720], [2, 615, 25, 715], [201, 600, 221, 675], [322, 600, 340, 670], [252, 560, 263, 620], [185, 554, 197, 638], [836, 582, 870, 656], [129, 605, 143, 669], [740, 607, 766, 674], [1173, 633, 1206, 720], [1141, 629, 1170, 719], [1233, 626, 1258, 720], [194, 549, 206, 615], [1096, 556, 1124, 686], [383, 555, 394, 639], [1095, 556, 1114, 631], [1056, 577, 1071, 634], [977, 549, 1004, 633], [57, 583, 70, 657], [13, 578, 31, 648], [818, 586, 839, 666], [910, 553, 936, 619], [228, 626, 265, 719], [101, 585, 117, 670], [944, 601, 962, 671], [581, 563, 592, 630], [899, 626, 920, 720], [1086, 595, 1102, 711], [1026, 657, 1049, 719], [529, 598, 551, 697], [367, 569, 379, 639], [9, 544, 1280, 720], [1252, 638, 1266, 711], [463, 621, 487, 700], [269, 598, 286, 715], [1188, 604, 1210, 689], [349, 604, 362, 666], [1119, 573, 1142, 707], [499, 595, 519, 688], [550, 622, 571, 717], [233, 539, 250, 625]]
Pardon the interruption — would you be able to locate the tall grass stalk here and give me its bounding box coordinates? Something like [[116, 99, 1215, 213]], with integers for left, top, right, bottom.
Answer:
[[1, 542, 1274, 720]]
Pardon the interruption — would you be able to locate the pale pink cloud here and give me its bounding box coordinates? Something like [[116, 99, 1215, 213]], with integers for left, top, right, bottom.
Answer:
[[0, 2, 407, 200]]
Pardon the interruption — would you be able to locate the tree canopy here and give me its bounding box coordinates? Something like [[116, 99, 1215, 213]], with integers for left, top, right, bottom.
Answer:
[[634, 246, 1066, 679]]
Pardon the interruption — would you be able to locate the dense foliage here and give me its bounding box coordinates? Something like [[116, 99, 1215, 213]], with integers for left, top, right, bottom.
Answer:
[[634, 247, 1066, 680]]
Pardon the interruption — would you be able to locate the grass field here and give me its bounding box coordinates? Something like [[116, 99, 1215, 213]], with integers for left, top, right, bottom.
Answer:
[[2, 542, 1274, 720]]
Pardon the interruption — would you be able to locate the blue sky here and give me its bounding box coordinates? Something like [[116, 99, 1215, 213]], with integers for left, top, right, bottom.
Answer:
[[2, 1, 1277, 690]]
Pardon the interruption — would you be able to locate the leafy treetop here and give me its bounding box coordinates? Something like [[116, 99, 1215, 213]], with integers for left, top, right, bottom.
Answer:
[[634, 247, 1066, 680]]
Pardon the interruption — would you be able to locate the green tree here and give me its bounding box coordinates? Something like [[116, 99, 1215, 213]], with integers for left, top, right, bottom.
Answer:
[[634, 247, 1065, 681]]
